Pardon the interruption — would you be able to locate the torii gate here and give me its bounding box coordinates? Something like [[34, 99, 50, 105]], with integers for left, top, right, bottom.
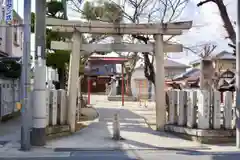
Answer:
[[46, 18, 192, 132]]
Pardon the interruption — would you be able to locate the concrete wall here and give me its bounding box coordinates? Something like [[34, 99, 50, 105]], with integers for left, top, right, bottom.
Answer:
[[131, 68, 154, 99], [131, 67, 186, 98], [10, 25, 23, 57]]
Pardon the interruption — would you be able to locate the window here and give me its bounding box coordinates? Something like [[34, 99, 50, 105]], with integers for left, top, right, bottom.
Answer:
[[220, 71, 234, 78], [166, 71, 174, 78], [232, 63, 236, 70], [20, 32, 23, 50], [13, 26, 18, 44]]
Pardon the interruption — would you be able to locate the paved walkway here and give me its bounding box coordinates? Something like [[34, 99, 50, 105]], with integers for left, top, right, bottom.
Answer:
[[0, 116, 21, 145], [46, 103, 205, 151], [0, 95, 239, 157], [46, 96, 240, 152]]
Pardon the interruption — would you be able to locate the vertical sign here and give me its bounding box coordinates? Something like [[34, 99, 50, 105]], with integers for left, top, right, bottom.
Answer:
[[0, 0, 4, 24], [0, 0, 2, 20], [5, 0, 13, 24]]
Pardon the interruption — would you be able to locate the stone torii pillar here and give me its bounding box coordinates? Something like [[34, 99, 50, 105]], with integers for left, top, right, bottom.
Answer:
[[67, 30, 82, 132], [154, 34, 165, 130]]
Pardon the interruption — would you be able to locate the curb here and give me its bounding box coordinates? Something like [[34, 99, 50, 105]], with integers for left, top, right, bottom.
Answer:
[[76, 109, 100, 133], [46, 107, 100, 140], [140, 114, 156, 130], [46, 131, 72, 141], [0, 143, 70, 158], [0, 111, 21, 122], [0, 151, 71, 158]]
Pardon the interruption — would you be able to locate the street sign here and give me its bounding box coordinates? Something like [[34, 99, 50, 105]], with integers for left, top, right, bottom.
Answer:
[[0, 0, 3, 24], [5, 0, 13, 24]]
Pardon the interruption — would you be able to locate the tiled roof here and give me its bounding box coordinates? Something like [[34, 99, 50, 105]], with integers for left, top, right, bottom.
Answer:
[[172, 68, 200, 81], [135, 59, 189, 69], [164, 59, 189, 68], [213, 50, 235, 60]]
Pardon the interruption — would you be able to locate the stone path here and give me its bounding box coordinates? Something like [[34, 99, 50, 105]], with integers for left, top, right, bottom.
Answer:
[[46, 102, 208, 151], [0, 95, 239, 157]]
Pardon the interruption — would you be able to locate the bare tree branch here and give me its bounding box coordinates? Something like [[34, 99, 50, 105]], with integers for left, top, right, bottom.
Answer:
[[197, 0, 214, 7], [69, 0, 189, 86], [197, 0, 236, 54]]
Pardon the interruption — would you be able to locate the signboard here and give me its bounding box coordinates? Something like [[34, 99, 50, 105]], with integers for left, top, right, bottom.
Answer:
[[5, 0, 13, 24], [0, 1, 2, 19], [85, 64, 116, 76]]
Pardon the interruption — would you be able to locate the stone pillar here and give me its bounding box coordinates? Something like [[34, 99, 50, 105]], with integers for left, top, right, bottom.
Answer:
[[67, 31, 82, 132], [154, 34, 166, 130], [224, 91, 233, 129], [198, 90, 210, 129], [187, 90, 197, 128], [213, 91, 221, 129], [109, 79, 117, 96]]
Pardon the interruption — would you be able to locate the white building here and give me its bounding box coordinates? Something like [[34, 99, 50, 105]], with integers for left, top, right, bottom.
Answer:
[[0, 5, 23, 57], [131, 59, 189, 99]]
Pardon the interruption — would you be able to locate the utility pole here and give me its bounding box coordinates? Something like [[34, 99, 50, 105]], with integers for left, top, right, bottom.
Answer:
[[236, 0, 240, 148], [62, 0, 67, 19], [31, 0, 47, 146], [21, 0, 31, 151]]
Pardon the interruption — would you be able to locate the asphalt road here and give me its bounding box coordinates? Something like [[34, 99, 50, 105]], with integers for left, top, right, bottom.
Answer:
[[0, 150, 240, 160]]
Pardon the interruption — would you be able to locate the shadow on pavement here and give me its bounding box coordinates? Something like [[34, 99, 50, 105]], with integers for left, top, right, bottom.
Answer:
[[70, 150, 137, 159], [97, 107, 209, 151], [210, 153, 240, 160], [50, 106, 211, 159], [0, 116, 21, 142], [97, 107, 172, 138], [176, 150, 240, 159]]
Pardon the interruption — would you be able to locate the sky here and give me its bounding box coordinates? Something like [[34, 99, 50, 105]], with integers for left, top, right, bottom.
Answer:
[[12, 0, 237, 65]]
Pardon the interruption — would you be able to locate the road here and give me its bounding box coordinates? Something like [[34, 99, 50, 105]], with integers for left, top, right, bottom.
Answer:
[[1, 96, 240, 159], [0, 150, 240, 160]]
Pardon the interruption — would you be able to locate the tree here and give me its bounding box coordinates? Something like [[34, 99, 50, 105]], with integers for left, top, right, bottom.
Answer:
[[69, 0, 189, 96], [0, 58, 21, 79], [77, 1, 139, 96], [70, 0, 135, 96], [31, 1, 70, 89], [197, 0, 236, 54], [197, 43, 217, 90], [125, 0, 189, 86]]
